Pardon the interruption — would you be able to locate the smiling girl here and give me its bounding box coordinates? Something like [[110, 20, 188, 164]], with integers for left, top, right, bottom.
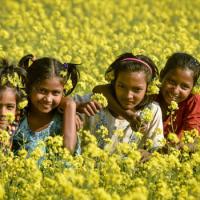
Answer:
[[13, 55, 80, 155], [158, 52, 200, 138], [76, 53, 164, 150]]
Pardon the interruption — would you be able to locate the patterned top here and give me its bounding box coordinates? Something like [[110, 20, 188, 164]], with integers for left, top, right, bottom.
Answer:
[[75, 94, 164, 151], [13, 112, 81, 155]]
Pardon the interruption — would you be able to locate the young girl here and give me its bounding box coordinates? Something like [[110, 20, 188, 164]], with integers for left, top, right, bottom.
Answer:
[[0, 59, 27, 149], [158, 52, 200, 138], [93, 52, 200, 139], [13, 54, 80, 155], [76, 53, 164, 150]]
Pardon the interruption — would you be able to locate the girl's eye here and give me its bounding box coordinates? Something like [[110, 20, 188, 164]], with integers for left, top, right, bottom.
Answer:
[[37, 88, 47, 94], [167, 79, 176, 86], [7, 104, 16, 110], [132, 88, 142, 93], [52, 91, 62, 96], [181, 84, 190, 90]]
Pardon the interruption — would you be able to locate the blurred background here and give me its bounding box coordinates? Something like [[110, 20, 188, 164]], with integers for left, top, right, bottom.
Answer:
[[0, 0, 199, 94]]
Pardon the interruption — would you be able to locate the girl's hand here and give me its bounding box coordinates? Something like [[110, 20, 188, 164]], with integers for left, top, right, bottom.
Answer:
[[130, 115, 141, 131], [58, 96, 75, 113], [76, 114, 83, 130], [76, 100, 102, 116], [124, 110, 141, 131], [124, 110, 147, 132]]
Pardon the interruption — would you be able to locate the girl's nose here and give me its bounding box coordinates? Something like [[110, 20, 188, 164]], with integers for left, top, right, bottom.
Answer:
[[126, 91, 134, 99], [44, 94, 52, 102], [172, 86, 180, 96], [0, 107, 7, 116]]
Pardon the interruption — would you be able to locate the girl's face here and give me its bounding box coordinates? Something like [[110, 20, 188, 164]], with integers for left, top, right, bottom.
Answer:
[[30, 77, 64, 114], [114, 71, 147, 110], [161, 68, 194, 105], [0, 88, 17, 129]]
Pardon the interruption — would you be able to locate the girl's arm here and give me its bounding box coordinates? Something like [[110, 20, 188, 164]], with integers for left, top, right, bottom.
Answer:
[[74, 93, 102, 116], [59, 97, 77, 153], [76, 100, 102, 116]]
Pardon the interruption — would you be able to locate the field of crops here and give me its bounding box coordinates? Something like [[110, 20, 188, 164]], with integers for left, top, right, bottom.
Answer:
[[0, 0, 200, 199]]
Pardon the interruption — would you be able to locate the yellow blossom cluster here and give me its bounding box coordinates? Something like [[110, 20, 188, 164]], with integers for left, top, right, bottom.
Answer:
[[0, 127, 199, 199], [91, 93, 108, 108], [0, 0, 199, 95]]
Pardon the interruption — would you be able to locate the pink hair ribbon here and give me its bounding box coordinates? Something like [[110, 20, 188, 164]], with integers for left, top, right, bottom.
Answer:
[[121, 58, 152, 74]]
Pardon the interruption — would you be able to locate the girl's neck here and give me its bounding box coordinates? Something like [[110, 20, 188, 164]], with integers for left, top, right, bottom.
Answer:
[[29, 108, 54, 118], [27, 107, 55, 132]]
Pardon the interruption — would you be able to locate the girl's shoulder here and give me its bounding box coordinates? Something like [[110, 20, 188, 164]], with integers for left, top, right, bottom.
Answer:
[[73, 93, 92, 103], [179, 94, 200, 109], [186, 94, 200, 103], [175, 94, 200, 116], [146, 101, 162, 112]]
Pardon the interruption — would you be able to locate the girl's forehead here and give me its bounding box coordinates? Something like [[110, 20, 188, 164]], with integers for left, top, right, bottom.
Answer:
[[37, 77, 63, 85], [116, 71, 148, 84], [118, 69, 147, 75], [0, 87, 16, 94], [166, 67, 194, 77], [0, 87, 17, 101], [33, 77, 64, 90], [116, 70, 148, 79], [164, 67, 194, 86]]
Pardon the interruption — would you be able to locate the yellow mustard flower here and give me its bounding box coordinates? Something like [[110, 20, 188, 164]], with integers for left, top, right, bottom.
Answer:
[[91, 93, 108, 108], [18, 99, 28, 110]]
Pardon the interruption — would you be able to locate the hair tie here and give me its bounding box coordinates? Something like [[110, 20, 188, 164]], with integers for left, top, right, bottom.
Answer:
[[63, 63, 68, 69], [121, 58, 152, 74]]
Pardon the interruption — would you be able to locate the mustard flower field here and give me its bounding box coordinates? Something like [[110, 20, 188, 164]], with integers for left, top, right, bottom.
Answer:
[[0, 0, 200, 199]]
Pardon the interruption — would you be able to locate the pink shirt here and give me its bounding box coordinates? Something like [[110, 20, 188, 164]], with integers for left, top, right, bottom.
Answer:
[[157, 94, 200, 138]]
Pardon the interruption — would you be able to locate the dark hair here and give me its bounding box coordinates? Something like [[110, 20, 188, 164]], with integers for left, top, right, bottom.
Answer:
[[18, 54, 80, 96], [160, 52, 200, 85], [0, 59, 27, 105], [105, 53, 159, 110]]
